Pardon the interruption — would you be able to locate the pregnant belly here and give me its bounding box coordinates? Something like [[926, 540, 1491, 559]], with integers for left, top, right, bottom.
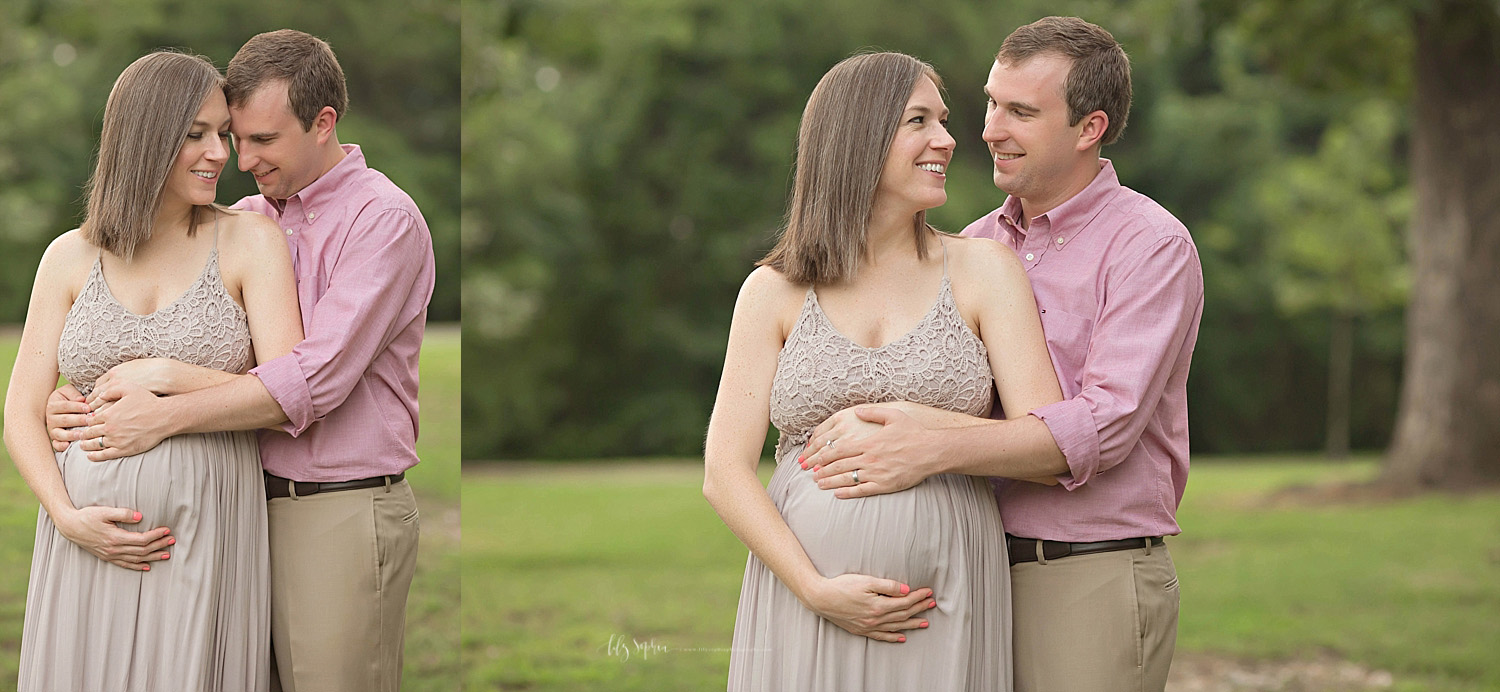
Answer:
[[57, 431, 259, 530], [769, 452, 1000, 591]]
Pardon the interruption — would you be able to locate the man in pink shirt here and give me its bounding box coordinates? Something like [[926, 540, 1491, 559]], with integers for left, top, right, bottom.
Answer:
[[801, 17, 1203, 691], [47, 30, 434, 692]]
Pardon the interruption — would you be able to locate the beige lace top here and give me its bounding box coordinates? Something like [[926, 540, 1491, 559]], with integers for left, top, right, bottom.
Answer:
[[57, 223, 252, 396], [769, 250, 995, 461]]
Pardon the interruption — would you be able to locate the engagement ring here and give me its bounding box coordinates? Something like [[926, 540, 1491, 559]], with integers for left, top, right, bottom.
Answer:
[[850, 470, 859, 484]]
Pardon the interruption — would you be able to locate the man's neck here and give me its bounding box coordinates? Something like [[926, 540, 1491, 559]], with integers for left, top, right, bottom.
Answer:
[[1018, 157, 1104, 227], [269, 141, 348, 207]]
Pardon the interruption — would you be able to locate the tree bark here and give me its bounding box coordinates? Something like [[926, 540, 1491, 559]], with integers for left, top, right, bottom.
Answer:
[[1384, 0, 1500, 487]]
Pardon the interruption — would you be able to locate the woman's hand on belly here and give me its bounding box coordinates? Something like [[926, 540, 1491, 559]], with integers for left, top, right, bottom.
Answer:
[[53, 505, 176, 572], [802, 574, 936, 643]]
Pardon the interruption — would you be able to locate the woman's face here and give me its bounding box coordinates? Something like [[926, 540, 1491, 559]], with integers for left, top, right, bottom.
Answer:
[[162, 89, 231, 211], [874, 76, 955, 216]]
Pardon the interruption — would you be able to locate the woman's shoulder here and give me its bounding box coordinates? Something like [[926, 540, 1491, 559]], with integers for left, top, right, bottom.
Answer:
[[942, 234, 1025, 284], [217, 207, 283, 241], [215, 207, 290, 258], [742, 264, 807, 295], [38, 229, 98, 272], [45, 227, 94, 255], [31, 229, 98, 297], [735, 265, 811, 328]]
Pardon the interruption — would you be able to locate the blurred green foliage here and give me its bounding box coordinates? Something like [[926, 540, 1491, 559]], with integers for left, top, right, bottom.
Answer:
[[0, 0, 459, 321], [464, 0, 1418, 459]]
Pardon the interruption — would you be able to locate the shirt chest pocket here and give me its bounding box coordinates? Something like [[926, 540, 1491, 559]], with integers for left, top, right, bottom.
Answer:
[[1039, 307, 1093, 394]]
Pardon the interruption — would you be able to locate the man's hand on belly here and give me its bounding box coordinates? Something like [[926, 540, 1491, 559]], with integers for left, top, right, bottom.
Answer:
[[75, 380, 173, 461], [805, 406, 942, 498]]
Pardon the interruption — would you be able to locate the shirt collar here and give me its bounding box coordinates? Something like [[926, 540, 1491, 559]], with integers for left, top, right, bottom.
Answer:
[[997, 159, 1121, 247], [263, 143, 365, 213]]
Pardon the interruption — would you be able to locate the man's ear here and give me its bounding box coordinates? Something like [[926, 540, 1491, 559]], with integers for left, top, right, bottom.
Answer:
[[312, 106, 339, 144], [1076, 110, 1108, 152]]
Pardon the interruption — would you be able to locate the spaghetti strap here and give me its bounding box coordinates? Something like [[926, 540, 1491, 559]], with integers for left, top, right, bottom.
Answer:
[[940, 235, 950, 277], [211, 207, 221, 249]]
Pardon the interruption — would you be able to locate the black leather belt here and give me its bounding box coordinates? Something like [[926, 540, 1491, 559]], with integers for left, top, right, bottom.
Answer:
[[265, 472, 405, 500], [1007, 534, 1164, 566]]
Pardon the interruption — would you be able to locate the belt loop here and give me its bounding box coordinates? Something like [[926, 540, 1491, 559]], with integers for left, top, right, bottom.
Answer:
[[1143, 537, 1153, 555], [289, 480, 300, 501], [1035, 540, 1048, 566], [384, 474, 392, 493]]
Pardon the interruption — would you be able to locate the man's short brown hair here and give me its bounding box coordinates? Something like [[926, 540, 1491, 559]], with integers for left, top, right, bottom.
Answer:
[[226, 29, 347, 131], [999, 16, 1132, 146]]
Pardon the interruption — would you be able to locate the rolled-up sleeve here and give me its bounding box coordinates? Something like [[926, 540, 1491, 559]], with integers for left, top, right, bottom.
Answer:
[[1035, 235, 1202, 490], [251, 207, 431, 436]]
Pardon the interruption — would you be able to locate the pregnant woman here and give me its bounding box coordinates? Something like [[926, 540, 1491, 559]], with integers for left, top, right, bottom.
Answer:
[[3, 51, 301, 691], [703, 52, 1062, 691]]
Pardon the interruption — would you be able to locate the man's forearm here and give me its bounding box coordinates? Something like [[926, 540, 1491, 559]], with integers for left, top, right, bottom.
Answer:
[[933, 415, 1069, 479], [163, 374, 289, 436]]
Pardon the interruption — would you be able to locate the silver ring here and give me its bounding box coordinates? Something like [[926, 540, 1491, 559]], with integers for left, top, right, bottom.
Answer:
[[96, 436, 106, 451], [850, 470, 860, 484], [824, 439, 834, 449]]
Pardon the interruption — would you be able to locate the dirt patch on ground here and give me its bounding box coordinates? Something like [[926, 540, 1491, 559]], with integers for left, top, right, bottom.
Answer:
[[1168, 653, 1395, 692], [1260, 479, 1500, 509], [466, 459, 705, 485]]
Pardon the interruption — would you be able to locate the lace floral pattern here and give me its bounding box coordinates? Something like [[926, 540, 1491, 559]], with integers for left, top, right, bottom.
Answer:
[[57, 249, 252, 396], [769, 274, 994, 461]]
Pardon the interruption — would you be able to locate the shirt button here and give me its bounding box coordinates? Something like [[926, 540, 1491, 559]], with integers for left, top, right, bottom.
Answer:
[[284, 228, 293, 236], [1025, 253, 1035, 261], [1057, 237, 1065, 245], [307, 211, 317, 221]]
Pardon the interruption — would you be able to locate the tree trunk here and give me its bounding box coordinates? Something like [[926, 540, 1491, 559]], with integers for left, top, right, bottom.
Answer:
[[1326, 312, 1352, 460], [1384, 0, 1500, 488]]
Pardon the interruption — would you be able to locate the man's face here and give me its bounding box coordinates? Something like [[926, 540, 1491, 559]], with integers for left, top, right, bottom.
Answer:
[[981, 55, 1087, 209], [229, 80, 322, 201]]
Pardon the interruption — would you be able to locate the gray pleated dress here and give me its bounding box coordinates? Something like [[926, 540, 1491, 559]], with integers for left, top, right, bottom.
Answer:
[[728, 253, 1013, 691], [19, 226, 270, 691]]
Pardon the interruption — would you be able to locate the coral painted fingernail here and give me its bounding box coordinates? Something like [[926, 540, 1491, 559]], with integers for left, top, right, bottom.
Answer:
[[142, 565, 150, 572], [133, 512, 142, 522], [898, 636, 906, 643], [919, 621, 929, 628], [797, 456, 805, 463], [928, 600, 936, 609], [167, 538, 175, 545], [812, 465, 820, 472], [900, 584, 910, 595], [161, 553, 170, 560]]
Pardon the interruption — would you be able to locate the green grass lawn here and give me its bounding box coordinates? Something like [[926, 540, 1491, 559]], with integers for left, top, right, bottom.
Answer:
[[0, 325, 460, 691], [464, 457, 1500, 692]]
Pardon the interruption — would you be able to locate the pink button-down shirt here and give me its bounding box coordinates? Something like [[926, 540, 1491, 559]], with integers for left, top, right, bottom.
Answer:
[[234, 144, 435, 482], [962, 160, 1203, 542]]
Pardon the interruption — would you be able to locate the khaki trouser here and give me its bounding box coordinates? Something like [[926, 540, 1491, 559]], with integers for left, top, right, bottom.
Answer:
[[267, 479, 420, 692], [1011, 541, 1179, 692]]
